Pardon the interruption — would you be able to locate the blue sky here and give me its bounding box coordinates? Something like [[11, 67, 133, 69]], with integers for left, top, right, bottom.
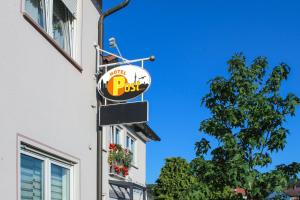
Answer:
[[103, 0, 300, 184]]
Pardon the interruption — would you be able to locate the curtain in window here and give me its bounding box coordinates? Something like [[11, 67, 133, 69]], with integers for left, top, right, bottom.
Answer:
[[21, 154, 44, 200], [130, 139, 135, 153], [52, 0, 74, 55], [51, 164, 70, 200], [115, 129, 120, 144], [126, 136, 130, 148], [60, 0, 77, 16], [25, 0, 46, 28]]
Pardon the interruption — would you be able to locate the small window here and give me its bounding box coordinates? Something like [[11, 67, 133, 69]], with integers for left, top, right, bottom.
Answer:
[[25, 0, 46, 28], [21, 154, 44, 200], [126, 134, 136, 165], [110, 126, 121, 145], [51, 163, 70, 200], [24, 0, 77, 57], [20, 144, 74, 200]]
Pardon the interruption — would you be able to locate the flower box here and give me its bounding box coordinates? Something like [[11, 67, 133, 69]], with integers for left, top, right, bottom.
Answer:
[[108, 144, 132, 178]]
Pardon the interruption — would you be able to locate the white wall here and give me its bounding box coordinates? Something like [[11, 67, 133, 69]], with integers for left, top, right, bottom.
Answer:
[[102, 125, 147, 200], [0, 0, 100, 199]]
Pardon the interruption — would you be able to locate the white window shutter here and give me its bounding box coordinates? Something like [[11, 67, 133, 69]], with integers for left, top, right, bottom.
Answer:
[[61, 0, 77, 16]]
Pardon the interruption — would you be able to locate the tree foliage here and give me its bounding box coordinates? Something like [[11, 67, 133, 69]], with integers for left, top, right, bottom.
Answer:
[[154, 54, 300, 200], [195, 54, 300, 199], [154, 157, 197, 199]]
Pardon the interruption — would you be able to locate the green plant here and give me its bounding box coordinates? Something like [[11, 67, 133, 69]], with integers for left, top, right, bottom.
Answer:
[[108, 143, 133, 177], [154, 54, 300, 200], [154, 157, 197, 200], [196, 53, 300, 199]]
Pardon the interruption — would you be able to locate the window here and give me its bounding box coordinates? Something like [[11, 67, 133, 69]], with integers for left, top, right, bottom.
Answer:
[[20, 144, 74, 200], [24, 0, 77, 56], [21, 154, 44, 199], [24, 0, 46, 28], [51, 163, 70, 200], [126, 134, 136, 165], [110, 126, 121, 145]]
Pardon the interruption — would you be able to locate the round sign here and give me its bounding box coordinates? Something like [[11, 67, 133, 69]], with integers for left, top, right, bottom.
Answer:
[[97, 65, 151, 101]]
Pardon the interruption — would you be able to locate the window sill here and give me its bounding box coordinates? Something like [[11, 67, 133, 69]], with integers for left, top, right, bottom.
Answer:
[[22, 13, 83, 72], [109, 173, 126, 180]]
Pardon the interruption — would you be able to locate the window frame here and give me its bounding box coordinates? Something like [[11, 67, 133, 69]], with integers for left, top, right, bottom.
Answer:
[[125, 132, 137, 166], [19, 145, 75, 200], [21, 0, 82, 72], [20, 150, 46, 200], [50, 0, 77, 57], [110, 126, 122, 145], [49, 159, 74, 200]]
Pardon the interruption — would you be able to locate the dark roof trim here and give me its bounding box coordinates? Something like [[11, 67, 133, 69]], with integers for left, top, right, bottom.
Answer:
[[103, 55, 118, 63], [132, 123, 161, 141]]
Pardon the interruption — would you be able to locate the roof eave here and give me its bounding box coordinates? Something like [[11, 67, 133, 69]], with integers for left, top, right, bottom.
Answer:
[[131, 123, 161, 142]]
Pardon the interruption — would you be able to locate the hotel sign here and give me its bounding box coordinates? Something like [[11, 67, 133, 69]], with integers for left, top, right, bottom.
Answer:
[[97, 65, 151, 101]]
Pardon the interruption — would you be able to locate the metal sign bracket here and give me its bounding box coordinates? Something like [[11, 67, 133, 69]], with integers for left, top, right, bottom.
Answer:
[[94, 44, 155, 76]]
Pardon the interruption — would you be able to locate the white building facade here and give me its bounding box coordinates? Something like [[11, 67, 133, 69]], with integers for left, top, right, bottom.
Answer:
[[1, 0, 97, 200], [0, 1, 159, 200], [101, 124, 160, 200]]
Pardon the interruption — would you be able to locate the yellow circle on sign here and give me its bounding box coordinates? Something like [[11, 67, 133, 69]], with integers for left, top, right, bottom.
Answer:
[[107, 75, 128, 96]]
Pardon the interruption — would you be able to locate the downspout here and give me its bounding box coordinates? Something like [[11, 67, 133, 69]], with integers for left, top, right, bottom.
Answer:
[[98, 0, 130, 49], [97, 1, 130, 200]]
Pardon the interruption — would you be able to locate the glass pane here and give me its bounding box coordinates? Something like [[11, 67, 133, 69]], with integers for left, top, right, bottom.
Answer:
[[110, 132, 114, 144], [51, 164, 70, 200], [21, 154, 44, 200], [52, 0, 74, 55], [126, 136, 130, 148], [131, 139, 135, 153], [25, 0, 46, 28], [110, 126, 114, 144], [115, 128, 120, 144]]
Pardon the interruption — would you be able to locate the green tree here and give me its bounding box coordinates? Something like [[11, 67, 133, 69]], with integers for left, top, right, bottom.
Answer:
[[196, 53, 300, 199], [154, 157, 243, 200], [178, 182, 243, 200], [154, 157, 196, 200], [277, 162, 300, 187]]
